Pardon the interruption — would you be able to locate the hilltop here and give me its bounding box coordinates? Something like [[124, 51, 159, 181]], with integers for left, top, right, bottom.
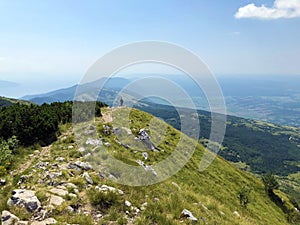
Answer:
[[0, 106, 297, 224], [0, 96, 31, 107]]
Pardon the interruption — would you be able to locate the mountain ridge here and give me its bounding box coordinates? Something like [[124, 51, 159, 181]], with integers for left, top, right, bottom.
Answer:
[[0, 106, 297, 224]]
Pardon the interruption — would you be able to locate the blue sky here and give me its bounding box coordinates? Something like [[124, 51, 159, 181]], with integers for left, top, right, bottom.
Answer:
[[0, 0, 300, 96]]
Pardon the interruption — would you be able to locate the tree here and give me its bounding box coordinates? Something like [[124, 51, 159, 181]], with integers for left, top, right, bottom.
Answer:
[[262, 173, 279, 194]]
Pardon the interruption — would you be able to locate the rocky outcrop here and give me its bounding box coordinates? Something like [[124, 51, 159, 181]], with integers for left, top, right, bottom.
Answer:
[[67, 161, 93, 171], [7, 189, 41, 212], [137, 129, 156, 150]]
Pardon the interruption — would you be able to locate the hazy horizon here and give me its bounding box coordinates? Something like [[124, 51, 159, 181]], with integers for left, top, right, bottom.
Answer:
[[1, 0, 300, 96]]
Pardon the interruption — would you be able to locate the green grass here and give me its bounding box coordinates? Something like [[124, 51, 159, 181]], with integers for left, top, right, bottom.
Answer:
[[0, 106, 297, 224], [88, 107, 293, 225]]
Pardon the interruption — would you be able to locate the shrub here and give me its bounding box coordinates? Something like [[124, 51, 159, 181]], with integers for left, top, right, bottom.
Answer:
[[238, 186, 252, 208], [0, 140, 12, 169], [262, 174, 279, 194], [87, 188, 121, 211]]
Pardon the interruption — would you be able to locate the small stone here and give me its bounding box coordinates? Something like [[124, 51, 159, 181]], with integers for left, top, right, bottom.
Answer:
[[56, 157, 65, 162], [96, 185, 124, 195], [66, 206, 74, 213], [125, 200, 132, 207], [142, 152, 148, 160], [180, 209, 198, 222], [122, 127, 132, 135], [85, 138, 102, 146], [43, 218, 57, 224], [64, 183, 77, 189], [68, 193, 77, 198], [83, 172, 93, 184], [171, 182, 181, 190], [50, 195, 65, 206], [0, 179, 6, 185], [104, 142, 111, 147], [141, 202, 148, 211], [18, 221, 29, 225], [78, 147, 85, 153], [96, 214, 103, 218], [75, 161, 93, 170], [233, 211, 240, 217], [49, 188, 68, 197], [134, 207, 140, 214]]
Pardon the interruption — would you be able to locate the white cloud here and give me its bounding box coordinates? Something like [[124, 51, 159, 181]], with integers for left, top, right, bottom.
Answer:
[[235, 0, 300, 19]]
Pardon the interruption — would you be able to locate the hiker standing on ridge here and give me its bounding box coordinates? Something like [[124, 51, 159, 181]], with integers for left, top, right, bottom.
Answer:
[[120, 97, 124, 107]]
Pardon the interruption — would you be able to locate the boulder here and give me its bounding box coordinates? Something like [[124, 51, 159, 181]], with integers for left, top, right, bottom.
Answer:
[[180, 209, 198, 222], [1, 210, 19, 225], [7, 189, 41, 212]]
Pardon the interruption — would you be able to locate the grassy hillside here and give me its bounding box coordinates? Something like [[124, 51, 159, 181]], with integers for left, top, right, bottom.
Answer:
[[135, 102, 300, 176], [135, 102, 300, 207], [0, 96, 31, 107], [1, 107, 297, 224]]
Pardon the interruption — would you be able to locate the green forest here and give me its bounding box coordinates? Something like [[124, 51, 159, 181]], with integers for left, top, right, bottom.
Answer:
[[0, 101, 106, 175]]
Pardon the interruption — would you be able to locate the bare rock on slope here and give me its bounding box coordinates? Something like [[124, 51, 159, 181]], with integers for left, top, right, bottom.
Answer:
[[7, 189, 41, 212], [1, 210, 20, 225]]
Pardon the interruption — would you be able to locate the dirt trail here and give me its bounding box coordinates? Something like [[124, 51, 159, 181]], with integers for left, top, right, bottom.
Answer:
[[102, 107, 118, 123], [12, 145, 51, 176]]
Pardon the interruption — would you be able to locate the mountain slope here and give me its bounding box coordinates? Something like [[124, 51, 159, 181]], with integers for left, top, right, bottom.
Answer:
[[135, 101, 300, 176], [21, 77, 131, 105], [0, 96, 31, 107], [0, 107, 296, 224]]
